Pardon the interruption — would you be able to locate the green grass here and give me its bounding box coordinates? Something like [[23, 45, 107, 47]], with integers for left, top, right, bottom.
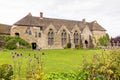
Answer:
[[0, 48, 107, 73]]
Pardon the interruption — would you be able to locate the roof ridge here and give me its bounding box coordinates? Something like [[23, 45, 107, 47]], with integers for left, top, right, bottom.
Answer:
[[14, 13, 106, 31], [0, 23, 11, 26], [33, 16, 83, 22]]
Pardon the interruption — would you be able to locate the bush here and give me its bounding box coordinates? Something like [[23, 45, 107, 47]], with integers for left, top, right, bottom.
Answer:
[[76, 70, 89, 80], [98, 34, 110, 46], [64, 46, 68, 49], [0, 35, 13, 42], [67, 43, 71, 48], [43, 72, 76, 80], [64, 43, 71, 49], [75, 45, 79, 49], [14, 37, 31, 48], [1, 36, 31, 50], [77, 49, 120, 80], [5, 39, 17, 50], [0, 64, 13, 80]]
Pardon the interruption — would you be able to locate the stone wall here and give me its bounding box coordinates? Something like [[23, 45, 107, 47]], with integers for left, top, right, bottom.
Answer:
[[11, 24, 106, 49], [92, 31, 106, 43]]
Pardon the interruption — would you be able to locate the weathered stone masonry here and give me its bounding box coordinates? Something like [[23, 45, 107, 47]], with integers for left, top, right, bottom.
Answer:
[[11, 12, 106, 49]]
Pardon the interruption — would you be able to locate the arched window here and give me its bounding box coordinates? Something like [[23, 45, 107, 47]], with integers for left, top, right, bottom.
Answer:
[[74, 31, 79, 44], [38, 32, 41, 37], [35, 32, 37, 38], [29, 30, 32, 35], [48, 29, 54, 45], [25, 27, 32, 35], [61, 30, 67, 46]]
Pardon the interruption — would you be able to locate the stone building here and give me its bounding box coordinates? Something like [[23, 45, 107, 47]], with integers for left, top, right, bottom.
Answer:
[[110, 36, 120, 47], [0, 24, 11, 35], [0, 24, 11, 47], [11, 12, 106, 49]]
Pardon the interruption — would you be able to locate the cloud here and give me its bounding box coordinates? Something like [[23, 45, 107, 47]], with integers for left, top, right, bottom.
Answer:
[[0, 0, 120, 37]]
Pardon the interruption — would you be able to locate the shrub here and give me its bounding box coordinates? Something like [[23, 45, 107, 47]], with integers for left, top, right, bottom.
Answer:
[[64, 43, 71, 49], [77, 49, 120, 80], [98, 34, 110, 46], [14, 37, 31, 48], [0, 64, 13, 80], [0, 40, 5, 48], [76, 70, 89, 80], [64, 46, 68, 49], [2, 36, 31, 49], [0, 35, 13, 42], [75, 45, 79, 49], [67, 43, 71, 48], [11, 52, 44, 80], [5, 38, 17, 50], [43, 72, 76, 80], [0, 36, 10, 48]]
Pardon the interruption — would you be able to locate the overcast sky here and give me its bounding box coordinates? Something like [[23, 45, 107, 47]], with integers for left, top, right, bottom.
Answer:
[[0, 0, 120, 37]]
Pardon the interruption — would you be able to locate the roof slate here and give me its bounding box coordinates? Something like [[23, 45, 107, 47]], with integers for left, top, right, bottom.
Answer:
[[0, 24, 11, 35], [14, 13, 106, 31]]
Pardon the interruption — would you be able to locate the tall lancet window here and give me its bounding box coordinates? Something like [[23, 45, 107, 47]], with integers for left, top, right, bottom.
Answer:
[[61, 30, 67, 46], [74, 31, 79, 44], [48, 29, 54, 45], [25, 27, 32, 35]]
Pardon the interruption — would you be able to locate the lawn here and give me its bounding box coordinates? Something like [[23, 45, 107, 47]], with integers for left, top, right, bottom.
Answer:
[[0, 48, 110, 80], [0, 49, 106, 73], [42, 49, 105, 73]]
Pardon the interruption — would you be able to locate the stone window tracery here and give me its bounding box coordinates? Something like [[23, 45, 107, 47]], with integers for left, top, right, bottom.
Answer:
[[38, 32, 41, 37], [74, 31, 79, 44], [48, 29, 54, 45], [61, 30, 67, 46], [25, 27, 32, 35]]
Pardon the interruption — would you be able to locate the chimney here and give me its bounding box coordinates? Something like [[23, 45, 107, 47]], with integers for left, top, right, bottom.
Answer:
[[82, 18, 86, 24], [40, 12, 43, 19], [93, 20, 97, 23]]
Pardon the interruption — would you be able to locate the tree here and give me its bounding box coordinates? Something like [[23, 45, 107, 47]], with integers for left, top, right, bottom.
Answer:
[[98, 34, 110, 46]]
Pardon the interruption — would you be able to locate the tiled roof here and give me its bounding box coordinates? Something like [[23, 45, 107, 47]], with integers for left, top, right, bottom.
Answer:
[[14, 13, 106, 31], [0, 24, 11, 35], [88, 21, 106, 31]]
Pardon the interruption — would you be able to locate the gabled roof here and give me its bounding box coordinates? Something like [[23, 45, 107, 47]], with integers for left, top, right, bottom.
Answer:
[[14, 13, 106, 31], [88, 21, 106, 31], [14, 13, 40, 26], [0, 24, 11, 35]]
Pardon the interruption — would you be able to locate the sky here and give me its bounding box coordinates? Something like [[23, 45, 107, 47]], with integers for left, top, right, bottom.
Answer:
[[0, 0, 120, 37]]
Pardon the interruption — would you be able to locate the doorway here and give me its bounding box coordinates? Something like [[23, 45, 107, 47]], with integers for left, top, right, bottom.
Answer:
[[85, 40, 88, 48], [31, 42, 37, 49], [15, 33, 19, 36]]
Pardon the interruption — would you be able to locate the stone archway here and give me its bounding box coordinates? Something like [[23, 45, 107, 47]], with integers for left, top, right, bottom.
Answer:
[[15, 32, 19, 36], [85, 40, 88, 48], [31, 42, 37, 50]]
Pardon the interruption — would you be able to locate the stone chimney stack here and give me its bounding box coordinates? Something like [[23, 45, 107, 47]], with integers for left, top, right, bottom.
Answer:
[[93, 20, 97, 23], [40, 12, 43, 19], [82, 18, 86, 24]]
